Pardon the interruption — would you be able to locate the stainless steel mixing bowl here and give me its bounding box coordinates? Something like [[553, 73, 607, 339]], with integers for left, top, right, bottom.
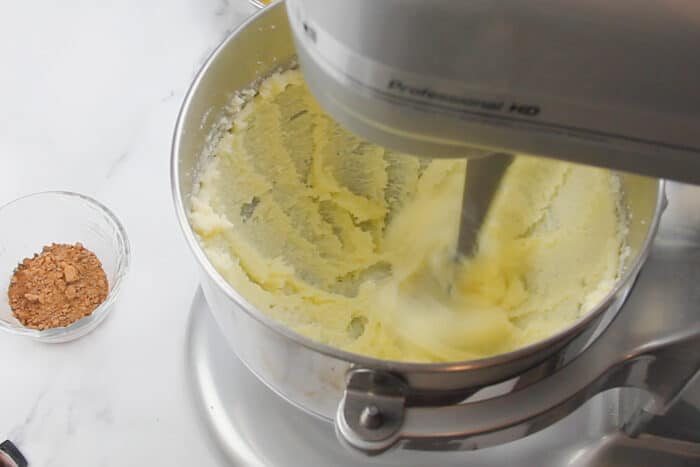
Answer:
[[172, 1, 664, 454]]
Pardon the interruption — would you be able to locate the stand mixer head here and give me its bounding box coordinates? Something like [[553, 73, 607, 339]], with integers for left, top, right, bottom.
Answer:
[[286, 0, 700, 184]]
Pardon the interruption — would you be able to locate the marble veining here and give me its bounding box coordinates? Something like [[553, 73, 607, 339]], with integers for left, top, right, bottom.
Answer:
[[104, 151, 132, 180], [0, 1, 255, 465], [7, 386, 48, 445]]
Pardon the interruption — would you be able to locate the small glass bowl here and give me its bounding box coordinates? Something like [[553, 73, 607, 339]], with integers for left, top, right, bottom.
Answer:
[[0, 191, 130, 343]]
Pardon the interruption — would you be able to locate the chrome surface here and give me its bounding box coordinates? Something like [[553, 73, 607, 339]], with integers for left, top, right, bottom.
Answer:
[[186, 281, 700, 465], [336, 370, 407, 454], [458, 154, 513, 257], [248, 0, 266, 9], [172, 1, 669, 453], [287, 0, 700, 184], [359, 406, 382, 430]]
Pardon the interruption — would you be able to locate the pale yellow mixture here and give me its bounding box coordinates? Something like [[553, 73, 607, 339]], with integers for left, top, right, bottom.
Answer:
[[190, 69, 626, 363]]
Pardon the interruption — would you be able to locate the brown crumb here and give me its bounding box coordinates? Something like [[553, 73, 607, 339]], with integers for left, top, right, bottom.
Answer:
[[8, 243, 109, 330], [61, 262, 80, 283]]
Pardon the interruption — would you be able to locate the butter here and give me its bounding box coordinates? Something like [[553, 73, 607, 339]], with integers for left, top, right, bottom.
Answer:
[[190, 69, 626, 363]]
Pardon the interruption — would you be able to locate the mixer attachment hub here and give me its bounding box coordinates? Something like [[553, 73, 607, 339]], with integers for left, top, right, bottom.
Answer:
[[336, 369, 407, 454]]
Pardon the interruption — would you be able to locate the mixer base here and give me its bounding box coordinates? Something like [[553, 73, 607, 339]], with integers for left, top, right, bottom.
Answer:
[[185, 287, 700, 467]]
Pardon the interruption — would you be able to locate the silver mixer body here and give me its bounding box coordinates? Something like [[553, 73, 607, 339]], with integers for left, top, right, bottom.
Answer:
[[287, 0, 700, 183]]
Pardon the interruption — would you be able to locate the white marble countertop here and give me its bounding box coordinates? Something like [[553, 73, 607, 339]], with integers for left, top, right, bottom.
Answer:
[[0, 1, 258, 465]]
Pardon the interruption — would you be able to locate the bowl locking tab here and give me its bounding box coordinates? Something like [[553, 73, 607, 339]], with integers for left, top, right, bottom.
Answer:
[[336, 369, 408, 455]]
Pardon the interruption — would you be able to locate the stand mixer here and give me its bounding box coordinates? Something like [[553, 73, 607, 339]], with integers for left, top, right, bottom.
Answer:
[[172, 2, 700, 464], [286, 0, 700, 453]]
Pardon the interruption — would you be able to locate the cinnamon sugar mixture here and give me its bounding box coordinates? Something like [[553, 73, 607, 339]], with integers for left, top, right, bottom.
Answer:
[[8, 243, 108, 330]]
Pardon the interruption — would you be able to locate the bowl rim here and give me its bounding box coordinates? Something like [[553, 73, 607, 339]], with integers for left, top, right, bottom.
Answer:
[[248, 0, 267, 9], [0, 190, 131, 340], [171, 2, 666, 372]]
